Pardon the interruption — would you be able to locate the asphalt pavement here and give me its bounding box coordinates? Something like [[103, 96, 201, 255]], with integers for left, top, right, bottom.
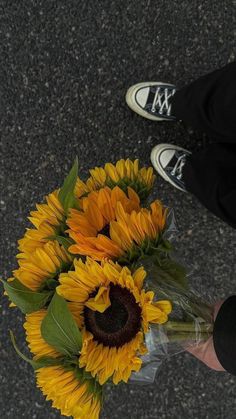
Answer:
[[1, 1, 236, 418]]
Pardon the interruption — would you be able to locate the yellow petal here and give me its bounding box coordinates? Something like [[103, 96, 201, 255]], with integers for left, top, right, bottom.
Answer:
[[127, 187, 140, 207], [85, 200, 104, 232], [97, 188, 115, 222], [154, 300, 172, 315], [85, 286, 111, 313], [104, 163, 120, 182], [125, 159, 132, 179], [110, 221, 132, 251], [89, 167, 107, 185], [115, 159, 125, 178], [133, 159, 139, 176], [146, 304, 169, 324], [133, 267, 146, 290]]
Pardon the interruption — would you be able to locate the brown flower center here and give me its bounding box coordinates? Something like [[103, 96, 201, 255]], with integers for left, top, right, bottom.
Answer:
[[98, 223, 110, 237], [84, 284, 142, 348]]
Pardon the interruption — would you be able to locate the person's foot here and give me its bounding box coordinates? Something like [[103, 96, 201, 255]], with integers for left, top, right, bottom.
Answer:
[[150, 144, 191, 192], [126, 82, 177, 121]]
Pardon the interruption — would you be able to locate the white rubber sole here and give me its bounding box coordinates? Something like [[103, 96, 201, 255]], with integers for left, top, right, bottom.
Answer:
[[125, 82, 176, 121], [150, 143, 190, 192]]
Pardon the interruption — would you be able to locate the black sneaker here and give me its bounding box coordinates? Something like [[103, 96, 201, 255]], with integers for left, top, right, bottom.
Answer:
[[126, 82, 177, 121], [150, 144, 191, 192]]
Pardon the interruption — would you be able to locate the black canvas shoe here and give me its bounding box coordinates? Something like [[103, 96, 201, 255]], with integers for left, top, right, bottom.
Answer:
[[150, 144, 191, 192], [126, 82, 177, 121]]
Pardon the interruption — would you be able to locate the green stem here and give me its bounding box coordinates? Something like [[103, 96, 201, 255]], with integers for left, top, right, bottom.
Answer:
[[164, 320, 213, 334], [167, 332, 210, 343]]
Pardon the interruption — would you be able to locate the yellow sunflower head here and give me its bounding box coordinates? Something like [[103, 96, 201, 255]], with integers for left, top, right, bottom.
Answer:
[[75, 159, 155, 201], [110, 200, 168, 262], [37, 366, 101, 419], [24, 310, 102, 419], [13, 240, 73, 291], [67, 185, 140, 261], [57, 258, 172, 385], [18, 190, 65, 254], [67, 186, 168, 263]]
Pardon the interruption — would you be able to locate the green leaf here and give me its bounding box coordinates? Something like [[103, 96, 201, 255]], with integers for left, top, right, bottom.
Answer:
[[59, 158, 79, 214], [10, 331, 64, 370], [139, 252, 188, 293], [31, 356, 65, 369], [152, 254, 188, 289], [41, 293, 82, 357], [161, 257, 188, 289], [2, 279, 53, 314]]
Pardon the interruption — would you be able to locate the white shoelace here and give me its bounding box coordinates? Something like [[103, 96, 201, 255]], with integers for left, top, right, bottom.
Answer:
[[170, 154, 186, 180], [151, 87, 176, 116]]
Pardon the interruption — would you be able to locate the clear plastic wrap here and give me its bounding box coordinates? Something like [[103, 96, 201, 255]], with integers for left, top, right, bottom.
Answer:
[[130, 209, 214, 384]]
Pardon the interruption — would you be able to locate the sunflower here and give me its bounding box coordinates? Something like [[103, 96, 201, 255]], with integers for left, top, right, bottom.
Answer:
[[24, 309, 61, 359], [18, 190, 65, 254], [67, 186, 140, 261], [75, 159, 155, 201], [57, 258, 172, 385], [67, 189, 167, 262], [24, 310, 101, 419], [13, 241, 73, 291], [37, 367, 101, 419], [110, 200, 168, 259]]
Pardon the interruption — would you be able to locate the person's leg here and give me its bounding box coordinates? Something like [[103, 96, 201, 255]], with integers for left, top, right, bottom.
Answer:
[[126, 62, 236, 140], [171, 62, 236, 226], [183, 143, 236, 228], [151, 142, 236, 228], [172, 62, 236, 142], [126, 63, 236, 227]]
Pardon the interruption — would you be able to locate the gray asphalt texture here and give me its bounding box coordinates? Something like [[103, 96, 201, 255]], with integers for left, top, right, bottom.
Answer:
[[1, 1, 236, 418]]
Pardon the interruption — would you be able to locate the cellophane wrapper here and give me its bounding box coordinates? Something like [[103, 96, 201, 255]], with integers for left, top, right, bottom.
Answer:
[[130, 209, 214, 384]]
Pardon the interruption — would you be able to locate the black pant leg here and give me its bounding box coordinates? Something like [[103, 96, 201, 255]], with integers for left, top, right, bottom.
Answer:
[[183, 143, 236, 228], [172, 62, 236, 142]]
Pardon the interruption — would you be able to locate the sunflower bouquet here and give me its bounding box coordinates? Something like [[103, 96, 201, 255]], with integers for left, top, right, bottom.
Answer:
[[3, 158, 214, 419]]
